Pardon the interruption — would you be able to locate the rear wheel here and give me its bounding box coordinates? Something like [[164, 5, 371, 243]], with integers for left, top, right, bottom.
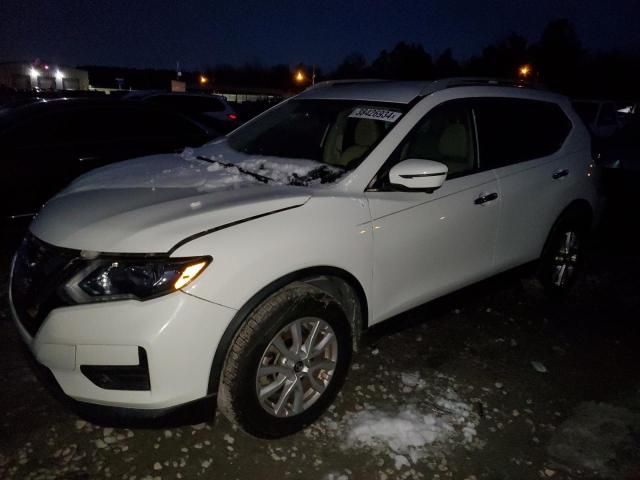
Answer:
[[218, 283, 351, 438], [538, 214, 589, 296]]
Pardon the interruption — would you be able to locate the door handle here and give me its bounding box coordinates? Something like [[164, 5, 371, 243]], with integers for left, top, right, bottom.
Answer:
[[474, 192, 498, 205], [552, 169, 569, 180]]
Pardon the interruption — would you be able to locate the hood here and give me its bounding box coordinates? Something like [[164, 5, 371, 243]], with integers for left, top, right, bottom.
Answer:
[[30, 142, 323, 253]]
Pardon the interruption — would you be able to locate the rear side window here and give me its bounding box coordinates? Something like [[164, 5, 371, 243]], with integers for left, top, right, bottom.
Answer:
[[8, 105, 205, 147], [148, 95, 226, 113], [572, 101, 598, 124], [76, 106, 205, 139], [597, 103, 617, 127], [112, 107, 206, 137], [474, 98, 572, 169]]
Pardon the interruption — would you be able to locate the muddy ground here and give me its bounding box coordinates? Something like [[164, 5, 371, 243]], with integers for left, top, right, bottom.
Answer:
[[1, 190, 639, 480]]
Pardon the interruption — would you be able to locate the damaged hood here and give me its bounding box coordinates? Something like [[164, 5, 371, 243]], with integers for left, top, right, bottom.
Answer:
[[29, 141, 327, 253]]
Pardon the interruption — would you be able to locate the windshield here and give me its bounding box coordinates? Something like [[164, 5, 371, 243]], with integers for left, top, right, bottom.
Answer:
[[227, 99, 405, 174]]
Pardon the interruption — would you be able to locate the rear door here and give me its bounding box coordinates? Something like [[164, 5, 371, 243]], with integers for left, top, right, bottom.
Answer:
[[366, 99, 500, 323], [473, 97, 574, 271]]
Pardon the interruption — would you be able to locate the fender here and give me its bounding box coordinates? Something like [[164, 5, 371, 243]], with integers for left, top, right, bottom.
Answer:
[[206, 266, 368, 396]]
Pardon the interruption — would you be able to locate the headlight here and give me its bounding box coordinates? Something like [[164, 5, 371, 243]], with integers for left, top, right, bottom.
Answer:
[[64, 256, 211, 303]]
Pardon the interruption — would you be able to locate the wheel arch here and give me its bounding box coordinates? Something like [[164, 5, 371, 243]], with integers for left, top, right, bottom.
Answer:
[[207, 266, 369, 396], [540, 198, 594, 258]]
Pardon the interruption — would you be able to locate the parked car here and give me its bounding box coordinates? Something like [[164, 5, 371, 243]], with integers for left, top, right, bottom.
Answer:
[[571, 99, 621, 138], [596, 115, 640, 172], [10, 79, 601, 438], [0, 98, 217, 233], [128, 92, 240, 134]]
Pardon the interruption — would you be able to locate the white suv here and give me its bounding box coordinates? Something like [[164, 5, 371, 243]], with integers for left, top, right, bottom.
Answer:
[[9, 78, 601, 438]]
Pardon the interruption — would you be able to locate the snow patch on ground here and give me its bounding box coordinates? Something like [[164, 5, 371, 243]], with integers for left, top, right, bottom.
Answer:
[[345, 408, 455, 460], [400, 371, 426, 389], [308, 378, 481, 471], [343, 395, 477, 462]]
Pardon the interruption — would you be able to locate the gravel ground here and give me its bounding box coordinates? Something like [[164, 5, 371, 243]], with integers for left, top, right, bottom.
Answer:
[[1, 195, 639, 480]]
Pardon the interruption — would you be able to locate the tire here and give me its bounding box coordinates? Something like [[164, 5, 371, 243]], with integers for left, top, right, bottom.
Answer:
[[538, 213, 589, 297], [217, 282, 352, 438]]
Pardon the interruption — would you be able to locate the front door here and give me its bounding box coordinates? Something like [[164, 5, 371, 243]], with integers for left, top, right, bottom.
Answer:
[[365, 99, 500, 324]]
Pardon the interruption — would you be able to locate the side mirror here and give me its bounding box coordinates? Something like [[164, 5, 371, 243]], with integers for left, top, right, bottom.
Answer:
[[389, 159, 448, 192]]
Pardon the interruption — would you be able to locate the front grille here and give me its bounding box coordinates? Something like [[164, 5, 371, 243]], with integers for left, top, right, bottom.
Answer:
[[11, 234, 80, 337]]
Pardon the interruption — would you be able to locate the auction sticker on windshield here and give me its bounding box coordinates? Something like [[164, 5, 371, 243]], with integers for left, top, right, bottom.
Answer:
[[349, 107, 402, 123]]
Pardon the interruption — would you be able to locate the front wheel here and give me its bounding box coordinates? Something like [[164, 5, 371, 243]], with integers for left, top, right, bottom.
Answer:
[[538, 215, 588, 296], [218, 283, 352, 438]]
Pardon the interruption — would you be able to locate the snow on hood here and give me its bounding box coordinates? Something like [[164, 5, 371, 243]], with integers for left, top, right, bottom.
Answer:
[[59, 139, 344, 196], [30, 141, 331, 253]]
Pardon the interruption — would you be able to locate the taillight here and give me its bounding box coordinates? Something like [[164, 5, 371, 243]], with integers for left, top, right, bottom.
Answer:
[[227, 113, 238, 121]]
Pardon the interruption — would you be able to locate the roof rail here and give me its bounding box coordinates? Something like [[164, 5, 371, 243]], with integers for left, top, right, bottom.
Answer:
[[305, 78, 389, 91], [419, 77, 545, 96]]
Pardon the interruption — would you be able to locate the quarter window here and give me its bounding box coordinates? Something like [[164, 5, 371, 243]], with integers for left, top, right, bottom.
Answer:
[[474, 98, 572, 169]]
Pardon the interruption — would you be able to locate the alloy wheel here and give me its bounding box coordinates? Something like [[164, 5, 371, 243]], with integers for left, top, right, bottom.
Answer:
[[551, 230, 580, 287], [256, 317, 338, 417]]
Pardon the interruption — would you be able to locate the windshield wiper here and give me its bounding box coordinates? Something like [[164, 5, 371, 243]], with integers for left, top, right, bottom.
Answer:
[[196, 155, 275, 184], [288, 165, 346, 186]]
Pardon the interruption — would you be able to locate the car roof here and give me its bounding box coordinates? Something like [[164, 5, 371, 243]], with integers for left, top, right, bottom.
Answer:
[[127, 91, 227, 101], [296, 80, 429, 103], [296, 78, 563, 105], [3, 97, 163, 115], [0, 97, 208, 133]]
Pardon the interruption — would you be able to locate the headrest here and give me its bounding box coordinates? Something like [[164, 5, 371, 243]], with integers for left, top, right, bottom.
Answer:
[[438, 123, 468, 159], [354, 119, 381, 147]]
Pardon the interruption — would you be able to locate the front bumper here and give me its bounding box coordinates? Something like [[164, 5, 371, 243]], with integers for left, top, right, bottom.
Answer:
[[9, 277, 237, 410]]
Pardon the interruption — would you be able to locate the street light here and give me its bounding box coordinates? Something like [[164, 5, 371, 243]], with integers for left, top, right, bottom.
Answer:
[[294, 69, 306, 84], [518, 64, 532, 79], [199, 75, 209, 85]]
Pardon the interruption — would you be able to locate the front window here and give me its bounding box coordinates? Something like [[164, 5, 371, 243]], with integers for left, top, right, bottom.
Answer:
[[227, 99, 405, 172]]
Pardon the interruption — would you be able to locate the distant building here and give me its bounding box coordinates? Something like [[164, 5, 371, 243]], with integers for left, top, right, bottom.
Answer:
[[0, 62, 89, 91], [211, 85, 284, 104]]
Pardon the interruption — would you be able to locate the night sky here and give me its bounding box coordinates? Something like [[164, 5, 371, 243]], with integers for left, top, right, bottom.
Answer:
[[1, 0, 639, 71]]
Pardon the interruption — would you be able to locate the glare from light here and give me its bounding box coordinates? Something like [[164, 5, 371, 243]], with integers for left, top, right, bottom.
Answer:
[[294, 70, 306, 84], [55, 69, 64, 80], [199, 75, 208, 85], [518, 64, 531, 78], [174, 261, 208, 290], [29, 67, 40, 78]]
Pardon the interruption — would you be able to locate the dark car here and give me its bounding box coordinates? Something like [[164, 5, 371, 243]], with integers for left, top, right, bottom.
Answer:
[[595, 115, 640, 197], [598, 116, 640, 172], [0, 98, 217, 235], [128, 92, 240, 134], [572, 99, 621, 139]]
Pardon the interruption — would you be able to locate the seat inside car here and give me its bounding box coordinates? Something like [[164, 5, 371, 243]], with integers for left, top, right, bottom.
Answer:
[[325, 118, 383, 168], [437, 122, 472, 175]]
